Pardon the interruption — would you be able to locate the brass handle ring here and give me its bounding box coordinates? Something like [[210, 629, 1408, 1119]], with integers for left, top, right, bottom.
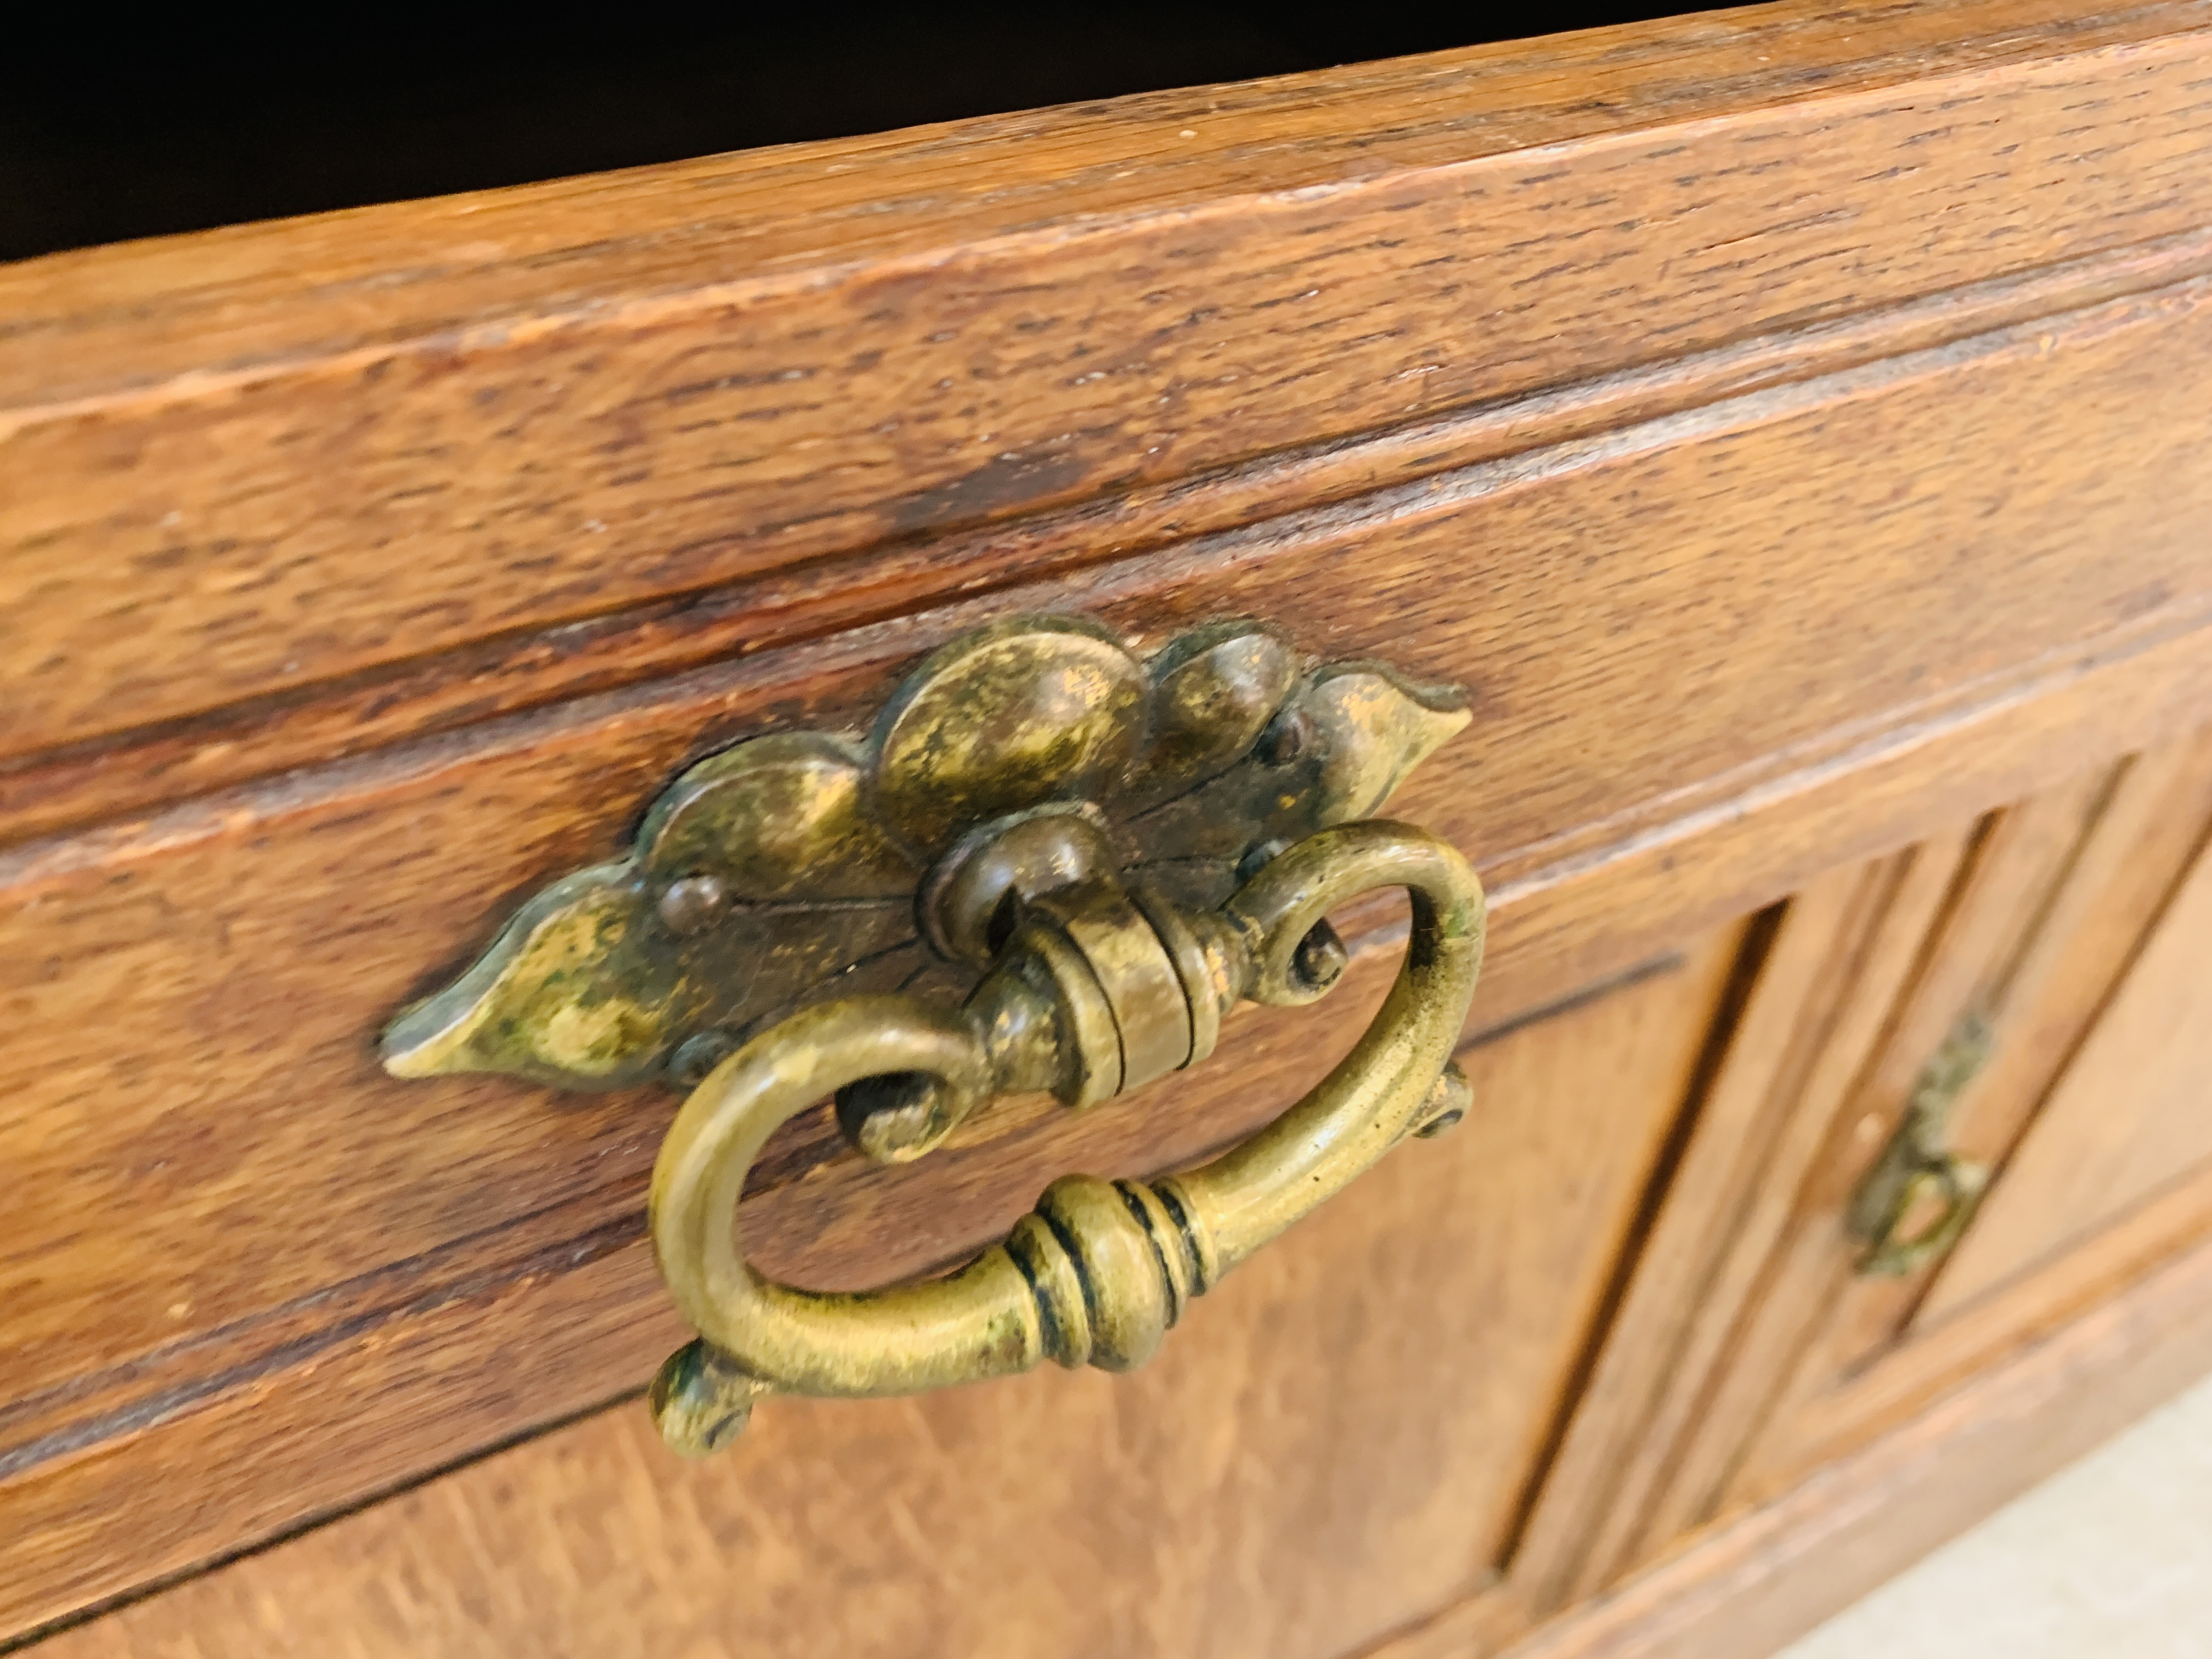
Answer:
[[647, 821, 1483, 1454], [1855, 1156, 1989, 1277]]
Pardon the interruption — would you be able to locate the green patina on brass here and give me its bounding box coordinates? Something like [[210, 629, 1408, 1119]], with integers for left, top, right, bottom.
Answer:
[[382, 616, 1470, 1094]]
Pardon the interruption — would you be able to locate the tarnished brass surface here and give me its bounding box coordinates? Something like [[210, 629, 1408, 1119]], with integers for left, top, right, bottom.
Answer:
[[383, 617, 1467, 1092], [382, 616, 1481, 1452], [648, 819, 1482, 1453], [1850, 1013, 1995, 1277]]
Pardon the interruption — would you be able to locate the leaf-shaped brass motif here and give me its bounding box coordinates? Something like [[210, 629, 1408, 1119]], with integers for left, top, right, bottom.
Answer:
[[382, 617, 1469, 1094], [1128, 623, 1297, 808], [870, 617, 1147, 857], [1303, 665, 1471, 823], [640, 733, 916, 899], [382, 866, 689, 1089]]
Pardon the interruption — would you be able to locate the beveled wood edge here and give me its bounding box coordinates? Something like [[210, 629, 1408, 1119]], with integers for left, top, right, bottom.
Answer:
[[4, 0, 2190, 398], [1498, 848, 1950, 1609], [27, 1040, 2212, 1659], [1694, 753, 2212, 1512], [8, 227, 2212, 850], [1356, 1161, 2212, 1659], [8, 481, 2212, 1464], [0, 939, 1693, 1535], [1767, 1104, 2212, 1486], [0, 1245, 679, 1654]]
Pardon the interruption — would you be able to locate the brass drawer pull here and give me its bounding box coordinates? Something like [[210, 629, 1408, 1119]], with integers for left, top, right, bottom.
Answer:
[[1850, 1013, 1994, 1277], [383, 618, 1482, 1454], [648, 817, 1479, 1453]]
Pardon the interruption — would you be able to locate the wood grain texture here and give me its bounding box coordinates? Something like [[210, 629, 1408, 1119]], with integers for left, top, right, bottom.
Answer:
[[12, 2, 2212, 1643], [1507, 833, 1976, 1611], [1475, 1180, 2212, 1659], [13, 269, 2212, 1388], [1629, 768, 2124, 1533], [1733, 1132, 2212, 1516], [23, 940, 1741, 1658], [2, 0, 2210, 773], [1515, 753, 2183, 1602], [0, 910, 1418, 1626], [1930, 836, 2212, 1302], [1714, 730, 2212, 1505], [1508, 730, 2212, 1622], [1726, 727, 2212, 1412], [14, 251, 2212, 1635], [10, 225, 2212, 851], [13, 227, 2212, 851], [1922, 726, 2212, 1315], [46, 1062, 2212, 1659]]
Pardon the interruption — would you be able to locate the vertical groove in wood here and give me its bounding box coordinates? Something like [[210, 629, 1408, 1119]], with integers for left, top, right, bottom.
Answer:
[[1493, 905, 1787, 1571], [17, 224, 2212, 1636], [1504, 757, 2172, 1602], [1929, 833, 2212, 1298], [7, 9, 2212, 1646], [1662, 774, 2125, 1528], [1720, 730, 2212, 1509], [1672, 734, 2212, 1531], [1920, 730, 2212, 1314], [1485, 1184, 2212, 1659], [1505, 838, 1974, 1611], [1606, 826, 1994, 1577]]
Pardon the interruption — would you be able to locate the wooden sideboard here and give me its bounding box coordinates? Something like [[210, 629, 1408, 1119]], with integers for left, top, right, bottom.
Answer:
[[7, 3, 2212, 1654]]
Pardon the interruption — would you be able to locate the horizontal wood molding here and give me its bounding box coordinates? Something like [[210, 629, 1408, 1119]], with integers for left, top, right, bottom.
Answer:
[[1503, 730, 2212, 1613], [1754, 1150, 2212, 1504], [1693, 733, 2212, 1509], [3, 0, 2210, 771], [9, 224, 2212, 849], [12, 4, 2212, 1645], [1503, 842, 1971, 1611], [10, 258, 2212, 865], [11, 0, 2197, 388], [7, 615, 2212, 1642]]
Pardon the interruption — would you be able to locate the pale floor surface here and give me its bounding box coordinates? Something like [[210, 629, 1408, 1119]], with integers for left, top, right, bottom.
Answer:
[[1779, 1370, 2212, 1658]]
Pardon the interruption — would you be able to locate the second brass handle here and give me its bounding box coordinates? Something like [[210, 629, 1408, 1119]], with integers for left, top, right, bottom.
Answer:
[[648, 820, 1485, 1454], [1850, 1013, 1994, 1278]]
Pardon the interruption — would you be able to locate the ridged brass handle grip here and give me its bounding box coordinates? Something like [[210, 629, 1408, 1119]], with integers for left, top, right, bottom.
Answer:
[[381, 616, 1483, 1456], [647, 821, 1483, 1454]]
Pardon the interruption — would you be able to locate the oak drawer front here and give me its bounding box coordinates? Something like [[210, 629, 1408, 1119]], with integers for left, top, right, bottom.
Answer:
[[1514, 727, 2212, 1620], [37, 941, 1743, 1659], [33, 741, 2212, 1659], [10, 1, 2212, 1647]]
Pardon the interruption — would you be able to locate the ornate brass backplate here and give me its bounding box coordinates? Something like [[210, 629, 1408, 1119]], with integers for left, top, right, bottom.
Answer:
[[384, 616, 1483, 1454], [384, 617, 1469, 1093]]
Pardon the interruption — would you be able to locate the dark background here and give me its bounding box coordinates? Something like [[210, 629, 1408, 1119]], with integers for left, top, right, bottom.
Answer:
[[2, 5, 1709, 262]]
